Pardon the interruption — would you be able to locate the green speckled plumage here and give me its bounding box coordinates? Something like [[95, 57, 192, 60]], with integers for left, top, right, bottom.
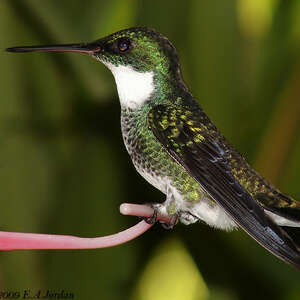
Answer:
[[121, 106, 204, 206]]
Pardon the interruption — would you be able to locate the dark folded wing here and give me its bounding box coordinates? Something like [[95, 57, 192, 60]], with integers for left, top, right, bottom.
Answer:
[[148, 104, 300, 269]]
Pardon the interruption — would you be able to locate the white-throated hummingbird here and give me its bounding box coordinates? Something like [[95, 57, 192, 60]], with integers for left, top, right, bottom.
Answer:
[[6, 27, 300, 268]]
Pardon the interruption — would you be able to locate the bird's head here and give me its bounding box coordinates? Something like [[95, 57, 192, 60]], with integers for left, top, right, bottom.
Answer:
[[7, 27, 185, 108]]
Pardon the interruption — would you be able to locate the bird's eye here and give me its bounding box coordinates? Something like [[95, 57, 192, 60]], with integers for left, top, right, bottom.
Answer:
[[117, 38, 131, 52]]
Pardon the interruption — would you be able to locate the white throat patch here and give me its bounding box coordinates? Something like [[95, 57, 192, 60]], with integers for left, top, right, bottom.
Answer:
[[103, 62, 155, 109]]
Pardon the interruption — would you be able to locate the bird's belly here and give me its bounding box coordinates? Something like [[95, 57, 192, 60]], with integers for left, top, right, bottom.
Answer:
[[135, 163, 237, 231], [182, 197, 237, 230]]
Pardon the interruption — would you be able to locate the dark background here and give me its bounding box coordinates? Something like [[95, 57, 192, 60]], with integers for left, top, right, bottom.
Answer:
[[0, 1, 299, 299]]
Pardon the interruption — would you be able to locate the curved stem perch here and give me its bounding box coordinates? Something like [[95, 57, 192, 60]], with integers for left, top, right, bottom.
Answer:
[[0, 203, 171, 251]]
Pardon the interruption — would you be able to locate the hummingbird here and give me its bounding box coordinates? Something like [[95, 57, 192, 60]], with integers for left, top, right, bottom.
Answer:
[[6, 27, 300, 268]]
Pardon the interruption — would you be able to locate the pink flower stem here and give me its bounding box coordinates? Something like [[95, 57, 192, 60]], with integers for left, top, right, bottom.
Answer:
[[0, 203, 170, 251]]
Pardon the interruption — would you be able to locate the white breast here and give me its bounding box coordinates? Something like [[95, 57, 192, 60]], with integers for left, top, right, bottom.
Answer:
[[103, 62, 155, 109]]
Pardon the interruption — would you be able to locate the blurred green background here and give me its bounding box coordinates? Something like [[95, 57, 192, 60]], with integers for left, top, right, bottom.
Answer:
[[0, 0, 300, 299]]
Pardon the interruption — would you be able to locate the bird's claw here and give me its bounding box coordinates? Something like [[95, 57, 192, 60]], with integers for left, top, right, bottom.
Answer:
[[143, 208, 158, 224]]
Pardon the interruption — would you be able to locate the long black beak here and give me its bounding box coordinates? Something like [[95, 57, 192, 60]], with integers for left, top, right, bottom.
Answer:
[[6, 42, 103, 54]]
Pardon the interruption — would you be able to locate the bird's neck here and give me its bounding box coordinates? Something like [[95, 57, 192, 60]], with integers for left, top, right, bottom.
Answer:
[[105, 62, 190, 110]]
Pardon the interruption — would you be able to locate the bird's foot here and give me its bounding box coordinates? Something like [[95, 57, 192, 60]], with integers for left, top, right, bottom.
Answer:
[[143, 207, 158, 224], [143, 203, 178, 229]]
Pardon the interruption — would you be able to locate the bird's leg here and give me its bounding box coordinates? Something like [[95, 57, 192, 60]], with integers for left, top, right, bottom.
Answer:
[[144, 186, 179, 229]]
